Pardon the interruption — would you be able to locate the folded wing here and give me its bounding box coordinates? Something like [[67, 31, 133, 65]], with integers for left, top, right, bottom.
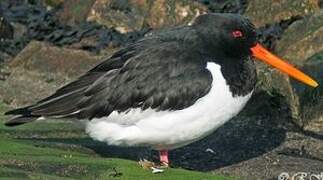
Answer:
[[5, 35, 212, 126]]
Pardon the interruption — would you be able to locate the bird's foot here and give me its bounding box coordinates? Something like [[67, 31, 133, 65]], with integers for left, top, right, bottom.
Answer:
[[138, 159, 169, 174]]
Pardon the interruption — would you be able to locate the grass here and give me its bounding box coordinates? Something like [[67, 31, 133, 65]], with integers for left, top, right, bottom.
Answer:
[[0, 102, 233, 179]]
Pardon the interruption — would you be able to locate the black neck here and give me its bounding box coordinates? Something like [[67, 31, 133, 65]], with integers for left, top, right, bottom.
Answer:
[[218, 57, 257, 96]]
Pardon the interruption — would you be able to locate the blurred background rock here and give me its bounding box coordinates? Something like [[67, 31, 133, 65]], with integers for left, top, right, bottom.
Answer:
[[0, 0, 322, 179]]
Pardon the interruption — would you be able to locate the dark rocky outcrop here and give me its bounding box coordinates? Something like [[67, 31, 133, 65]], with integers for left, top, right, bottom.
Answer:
[[245, 0, 320, 27], [0, 0, 149, 58], [262, 11, 323, 130]]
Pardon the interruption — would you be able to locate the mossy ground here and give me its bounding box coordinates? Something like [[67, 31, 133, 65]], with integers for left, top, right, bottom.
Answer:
[[0, 102, 233, 179]]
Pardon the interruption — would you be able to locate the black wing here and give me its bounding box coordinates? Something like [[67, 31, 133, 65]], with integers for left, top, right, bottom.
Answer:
[[5, 31, 213, 126]]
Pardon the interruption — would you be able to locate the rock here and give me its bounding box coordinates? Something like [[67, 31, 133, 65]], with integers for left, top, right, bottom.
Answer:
[[255, 62, 300, 120], [252, 60, 305, 134], [276, 10, 323, 64], [57, 0, 96, 25], [0, 16, 13, 40], [245, 0, 320, 27], [195, 0, 248, 14], [87, 0, 207, 33], [88, 0, 146, 33], [11, 23, 27, 40], [257, 16, 303, 51], [296, 53, 323, 132], [146, 0, 207, 29], [256, 10, 323, 129], [42, 0, 64, 9], [275, 11, 323, 130], [0, 41, 101, 107], [9, 41, 100, 77]]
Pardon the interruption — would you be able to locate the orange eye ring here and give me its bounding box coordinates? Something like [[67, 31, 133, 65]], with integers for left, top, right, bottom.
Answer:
[[232, 30, 243, 38]]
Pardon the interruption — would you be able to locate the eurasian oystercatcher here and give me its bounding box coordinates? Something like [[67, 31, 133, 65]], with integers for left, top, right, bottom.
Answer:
[[4, 13, 318, 169]]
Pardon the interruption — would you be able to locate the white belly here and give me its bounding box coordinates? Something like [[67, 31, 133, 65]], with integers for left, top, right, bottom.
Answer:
[[86, 62, 253, 150]]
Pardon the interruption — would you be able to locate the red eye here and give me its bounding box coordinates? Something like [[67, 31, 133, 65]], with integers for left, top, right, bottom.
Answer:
[[232, 30, 243, 38]]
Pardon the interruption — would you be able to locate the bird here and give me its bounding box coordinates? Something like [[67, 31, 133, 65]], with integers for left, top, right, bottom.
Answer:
[[4, 13, 318, 169]]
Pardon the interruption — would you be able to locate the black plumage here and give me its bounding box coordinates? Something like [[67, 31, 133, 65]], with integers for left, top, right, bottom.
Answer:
[[5, 13, 258, 126]]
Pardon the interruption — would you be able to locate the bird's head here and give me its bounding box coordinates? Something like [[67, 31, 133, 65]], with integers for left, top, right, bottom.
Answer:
[[193, 13, 318, 88]]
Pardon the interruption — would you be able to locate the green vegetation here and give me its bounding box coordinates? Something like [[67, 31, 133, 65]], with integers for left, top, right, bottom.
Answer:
[[0, 102, 232, 179]]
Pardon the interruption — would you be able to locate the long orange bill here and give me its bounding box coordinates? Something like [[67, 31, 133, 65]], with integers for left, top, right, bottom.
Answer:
[[250, 43, 319, 88]]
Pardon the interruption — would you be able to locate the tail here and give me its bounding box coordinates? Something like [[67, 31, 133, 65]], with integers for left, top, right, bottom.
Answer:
[[3, 66, 107, 127], [4, 107, 40, 127]]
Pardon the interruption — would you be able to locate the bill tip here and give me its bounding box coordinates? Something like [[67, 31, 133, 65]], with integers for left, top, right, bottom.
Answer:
[[312, 81, 319, 88], [307, 79, 319, 88]]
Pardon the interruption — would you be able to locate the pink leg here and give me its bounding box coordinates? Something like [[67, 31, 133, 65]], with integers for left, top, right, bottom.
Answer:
[[159, 150, 169, 166]]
